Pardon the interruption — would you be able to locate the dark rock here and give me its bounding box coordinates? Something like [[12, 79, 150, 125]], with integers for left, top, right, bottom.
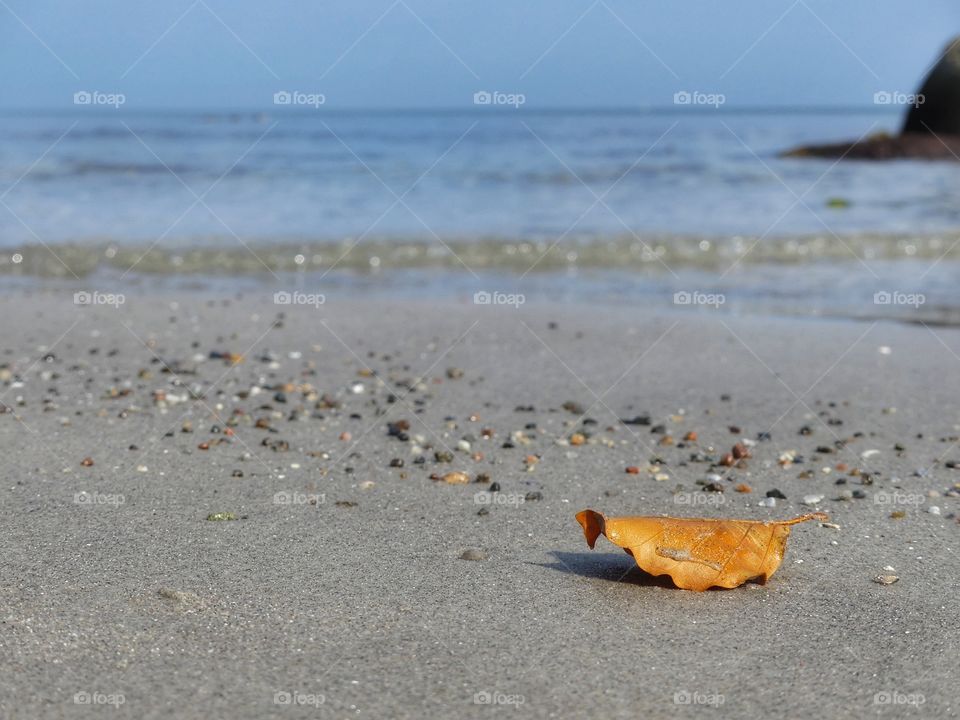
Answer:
[[904, 37, 960, 135], [784, 37, 960, 160]]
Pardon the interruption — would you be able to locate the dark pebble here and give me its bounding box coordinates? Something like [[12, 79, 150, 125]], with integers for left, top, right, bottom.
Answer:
[[524, 491, 543, 501], [766, 489, 787, 499]]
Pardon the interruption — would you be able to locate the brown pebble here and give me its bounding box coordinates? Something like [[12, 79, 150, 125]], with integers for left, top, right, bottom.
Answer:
[[732, 442, 750, 460], [720, 453, 735, 467], [460, 548, 486, 561], [890, 510, 906, 519], [441, 471, 470, 485], [625, 466, 640, 475], [570, 433, 585, 446], [339, 431, 352, 442], [80, 457, 94, 467], [524, 455, 539, 465], [197, 442, 210, 450], [683, 431, 698, 442], [735, 483, 752, 493], [873, 574, 899, 585], [658, 435, 674, 447]]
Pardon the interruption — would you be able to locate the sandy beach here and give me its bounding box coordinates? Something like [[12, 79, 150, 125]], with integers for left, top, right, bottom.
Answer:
[[1, 290, 957, 718]]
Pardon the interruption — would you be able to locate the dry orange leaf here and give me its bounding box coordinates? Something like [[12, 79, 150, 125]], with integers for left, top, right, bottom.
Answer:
[[576, 509, 827, 591]]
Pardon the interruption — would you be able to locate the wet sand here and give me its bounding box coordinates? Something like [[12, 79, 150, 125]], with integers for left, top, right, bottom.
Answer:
[[1, 290, 957, 718]]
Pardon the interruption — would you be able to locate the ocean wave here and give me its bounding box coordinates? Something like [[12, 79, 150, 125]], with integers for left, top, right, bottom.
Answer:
[[1, 232, 958, 278]]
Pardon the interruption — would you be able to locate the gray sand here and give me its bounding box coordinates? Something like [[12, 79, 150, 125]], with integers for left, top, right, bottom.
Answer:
[[1, 291, 957, 718]]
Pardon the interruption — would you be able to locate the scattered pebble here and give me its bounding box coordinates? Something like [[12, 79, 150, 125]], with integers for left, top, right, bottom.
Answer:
[[206, 512, 236, 521], [873, 574, 899, 585], [440, 471, 470, 485], [459, 548, 486, 561], [802, 494, 824, 506]]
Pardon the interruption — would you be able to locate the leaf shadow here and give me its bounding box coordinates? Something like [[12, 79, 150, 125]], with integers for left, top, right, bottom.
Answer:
[[534, 551, 679, 589]]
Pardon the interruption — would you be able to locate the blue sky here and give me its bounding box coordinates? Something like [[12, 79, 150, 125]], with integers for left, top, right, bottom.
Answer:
[[0, 0, 956, 109]]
